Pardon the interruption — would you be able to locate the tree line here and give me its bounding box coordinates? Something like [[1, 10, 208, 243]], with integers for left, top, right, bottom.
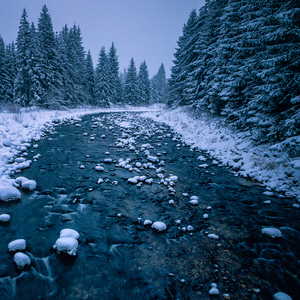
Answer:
[[169, 0, 300, 143], [0, 5, 168, 108]]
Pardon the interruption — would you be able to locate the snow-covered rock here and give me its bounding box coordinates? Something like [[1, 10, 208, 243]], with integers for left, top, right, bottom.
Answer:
[[53, 237, 78, 256], [60, 228, 80, 240], [0, 214, 10, 222], [95, 165, 104, 172], [144, 220, 153, 226], [21, 180, 37, 191], [273, 292, 292, 300], [8, 239, 26, 251], [262, 227, 282, 238], [151, 221, 167, 232], [147, 156, 158, 163], [0, 185, 21, 202], [14, 252, 31, 269], [207, 234, 219, 240]]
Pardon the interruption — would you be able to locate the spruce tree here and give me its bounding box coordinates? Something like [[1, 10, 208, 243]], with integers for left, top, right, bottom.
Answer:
[[138, 61, 150, 105], [15, 8, 32, 106], [37, 5, 62, 107], [95, 47, 111, 107], [124, 58, 139, 105], [3, 42, 17, 103], [108, 43, 123, 104], [84, 50, 95, 104], [0, 36, 5, 103]]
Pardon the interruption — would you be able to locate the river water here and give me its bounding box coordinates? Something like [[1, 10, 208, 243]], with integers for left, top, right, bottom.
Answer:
[[0, 112, 299, 299]]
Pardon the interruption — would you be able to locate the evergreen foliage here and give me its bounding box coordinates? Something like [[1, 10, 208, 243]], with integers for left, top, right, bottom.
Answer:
[[169, 0, 300, 142], [150, 63, 169, 103], [138, 61, 151, 104], [124, 58, 139, 105], [95, 47, 111, 107], [1, 5, 165, 109]]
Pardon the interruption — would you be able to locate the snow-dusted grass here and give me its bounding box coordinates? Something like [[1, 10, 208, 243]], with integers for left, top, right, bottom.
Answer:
[[143, 107, 300, 201]]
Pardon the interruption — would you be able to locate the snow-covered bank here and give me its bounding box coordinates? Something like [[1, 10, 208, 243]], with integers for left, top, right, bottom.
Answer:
[[0, 105, 161, 195], [143, 107, 300, 201]]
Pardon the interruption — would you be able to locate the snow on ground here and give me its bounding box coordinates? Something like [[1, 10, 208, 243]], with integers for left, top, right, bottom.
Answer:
[[0, 105, 161, 200], [0, 104, 299, 203], [143, 107, 300, 201]]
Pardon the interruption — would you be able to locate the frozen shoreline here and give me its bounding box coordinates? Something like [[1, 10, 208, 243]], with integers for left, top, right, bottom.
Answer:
[[0, 104, 299, 202]]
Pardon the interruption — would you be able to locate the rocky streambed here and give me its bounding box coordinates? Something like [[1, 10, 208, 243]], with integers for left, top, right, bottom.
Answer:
[[0, 112, 299, 300]]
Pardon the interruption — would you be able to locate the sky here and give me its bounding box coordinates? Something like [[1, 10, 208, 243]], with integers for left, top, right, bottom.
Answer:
[[0, 0, 206, 78]]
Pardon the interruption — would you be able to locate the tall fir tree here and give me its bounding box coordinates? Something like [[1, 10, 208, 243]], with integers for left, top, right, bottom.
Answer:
[[95, 47, 111, 107], [37, 5, 62, 107], [124, 58, 139, 105], [15, 8, 32, 106], [3, 42, 17, 103], [108, 43, 123, 104], [84, 50, 95, 104], [0, 36, 5, 103], [138, 60, 150, 104]]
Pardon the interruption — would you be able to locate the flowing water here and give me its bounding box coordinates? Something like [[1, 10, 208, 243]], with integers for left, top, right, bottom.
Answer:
[[0, 112, 299, 299]]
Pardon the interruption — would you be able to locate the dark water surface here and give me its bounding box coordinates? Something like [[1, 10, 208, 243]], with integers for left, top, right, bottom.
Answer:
[[0, 112, 299, 299]]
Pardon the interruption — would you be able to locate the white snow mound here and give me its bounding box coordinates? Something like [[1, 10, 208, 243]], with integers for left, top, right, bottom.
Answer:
[[273, 292, 292, 300], [21, 180, 37, 191], [60, 228, 80, 240], [151, 221, 167, 232], [0, 186, 21, 202], [0, 214, 10, 222], [53, 237, 78, 256], [14, 252, 31, 269], [262, 227, 282, 238], [8, 239, 26, 251]]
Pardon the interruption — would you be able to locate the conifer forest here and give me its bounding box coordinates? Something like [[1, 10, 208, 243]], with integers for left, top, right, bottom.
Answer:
[[0, 1, 299, 142]]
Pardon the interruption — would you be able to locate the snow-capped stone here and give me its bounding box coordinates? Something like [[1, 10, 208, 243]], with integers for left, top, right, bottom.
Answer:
[[145, 178, 153, 185], [60, 228, 80, 239], [14, 252, 31, 269], [135, 162, 142, 168], [79, 165, 85, 169], [207, 206, 212, 210], [262, 227, 282, 238], [203, 213, 209, 219], [273, 292, 292, 300], [53, 237, 78, 256], [139, 175, 147, 182], [187, 225, 194, 231], [95, 165, 104, 171], [8, 239, 26, 251], [151, 221, 167, 232], [182, 193, 189, 197], [117, 213, 122, 218], [190, 196, 199, 201], [21, 180, 37, 191], [97, 178, 104, 184], [209, 287, 219, 296], [144, 220, 153, 226], [169, 200, 175, 205], [147, 156, 158, 163], [33, 144, 39, 149], [128, 177, 139, 184], [293, 204, 300, 208], [0, 214, 10, 222], [104, 158, 112, 163], [190, 199, 199, 205], [263, 191, 274, 196], [169, 175, 178, 182], [199, 164, 209, 168], [207, 234, 219, 240], [175, 220, 181, 225], [0, 186, 21, 202]]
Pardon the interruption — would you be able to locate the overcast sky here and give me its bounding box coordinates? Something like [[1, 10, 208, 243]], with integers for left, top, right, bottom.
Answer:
[[0, 0, 206, 77]]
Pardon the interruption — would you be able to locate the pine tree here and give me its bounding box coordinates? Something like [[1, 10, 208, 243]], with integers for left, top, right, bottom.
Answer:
[[108, 43, 123, 105], [0, 36, 5, 103], [156, 63, 168, 103], [124, 58, 139, 105], [37, 5, 62, 107], [84, 50, 95, 104], [138, 60, 150, 104], [95, 47, 111, 107], [3, 42, 17, 103], [15, 8, 32, 106]]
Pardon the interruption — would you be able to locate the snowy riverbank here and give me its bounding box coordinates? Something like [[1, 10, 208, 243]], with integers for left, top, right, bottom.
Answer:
[[0, 104, 299, 202], [143, 107, 300, 202]]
